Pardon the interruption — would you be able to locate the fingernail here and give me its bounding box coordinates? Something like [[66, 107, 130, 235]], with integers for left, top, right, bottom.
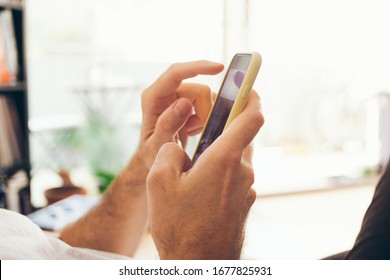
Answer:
[[173, 99, 191, 118]]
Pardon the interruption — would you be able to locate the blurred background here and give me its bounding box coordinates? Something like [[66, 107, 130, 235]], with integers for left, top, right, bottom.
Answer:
[[25, 0, 390, 258]]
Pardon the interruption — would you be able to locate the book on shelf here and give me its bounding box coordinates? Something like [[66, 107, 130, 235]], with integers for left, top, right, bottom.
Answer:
[[0, 95, 22, 169], [0, 1, 23, 9], [0, 9, 18, 86], [0, 180, 7, 208], [4, 169, 27, 212]]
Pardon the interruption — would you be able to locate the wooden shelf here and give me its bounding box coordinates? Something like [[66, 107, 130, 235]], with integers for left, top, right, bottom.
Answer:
[[0, 161, 29, 178], [0, 1, 30, 214], [0, 82, 26, 93], [0, 1, 23, 11]]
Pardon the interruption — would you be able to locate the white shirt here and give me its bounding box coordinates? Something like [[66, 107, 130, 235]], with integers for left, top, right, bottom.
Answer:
[[0, 209, 130, 260]]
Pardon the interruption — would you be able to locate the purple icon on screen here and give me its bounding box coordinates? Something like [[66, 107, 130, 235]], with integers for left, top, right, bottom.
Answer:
[[233, 71, 245, 88]]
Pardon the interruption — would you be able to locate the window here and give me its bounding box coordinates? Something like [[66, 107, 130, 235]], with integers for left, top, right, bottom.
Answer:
[[27, 0, 387, 205], [245, 0, 388, 194], [26, 0, 224, 206]]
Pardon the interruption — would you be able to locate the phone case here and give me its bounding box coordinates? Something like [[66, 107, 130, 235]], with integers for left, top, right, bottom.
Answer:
[[223, 52, 262, 130], [191, 52, 262, 162]]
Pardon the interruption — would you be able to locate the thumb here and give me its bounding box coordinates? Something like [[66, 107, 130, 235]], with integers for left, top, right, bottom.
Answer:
[[219, 91, 264, 151], [154, 98, 193, 143], [146, 143, 191, 218], [148, 143, 192, 186]]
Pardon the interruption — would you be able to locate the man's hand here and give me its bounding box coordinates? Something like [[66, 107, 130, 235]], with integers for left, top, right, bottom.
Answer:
[[138, 61, 224, 168], [146, 91, 264, 259], [60, 60, 223, 256]]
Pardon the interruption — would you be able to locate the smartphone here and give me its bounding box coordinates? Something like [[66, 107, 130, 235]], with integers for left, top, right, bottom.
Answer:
[[192, 52, 262, 163]]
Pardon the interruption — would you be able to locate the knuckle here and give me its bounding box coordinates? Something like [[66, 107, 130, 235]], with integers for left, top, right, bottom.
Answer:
[[214, 148, 242, 166], [141, 87, 152, 106], [243, 144, 254, 161], [165, 63, 187, 84], [167, 63, 181, 75], [198, 84, 211, 95], [253, 110, 265, 128], [248, 90, 264, 126], [251, 88, 258, 96], [147, 143, 179, 188], [244, 166, 255, 187], [232, 153, 244, 167], [155, 117, 171, 135], [247, 188, 257, 206], [146, 168, 164, 191], [160, 142, 178, 152]]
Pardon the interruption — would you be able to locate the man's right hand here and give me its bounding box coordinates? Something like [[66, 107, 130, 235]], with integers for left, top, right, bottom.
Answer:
[[146, 91, 264, 259]]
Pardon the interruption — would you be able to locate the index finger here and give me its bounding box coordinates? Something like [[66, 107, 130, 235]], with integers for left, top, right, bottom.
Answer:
[[148, 60, 224, 97]]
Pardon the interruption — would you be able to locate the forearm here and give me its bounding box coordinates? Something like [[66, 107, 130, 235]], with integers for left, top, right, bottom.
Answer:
[[59, 151, 149, 257]]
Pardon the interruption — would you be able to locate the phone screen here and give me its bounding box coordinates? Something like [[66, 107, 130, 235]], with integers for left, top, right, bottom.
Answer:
[[192, 54, 252, 163]]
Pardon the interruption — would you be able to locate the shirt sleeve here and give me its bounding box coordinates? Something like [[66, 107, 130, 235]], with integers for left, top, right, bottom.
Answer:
[[0, 209, 130, 260]]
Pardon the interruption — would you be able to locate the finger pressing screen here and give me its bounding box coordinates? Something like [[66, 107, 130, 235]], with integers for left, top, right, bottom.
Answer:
[[148, 61, 224, 98]]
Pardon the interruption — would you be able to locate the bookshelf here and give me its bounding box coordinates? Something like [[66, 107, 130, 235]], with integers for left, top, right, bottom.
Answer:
[[0, 0, 31, 214]]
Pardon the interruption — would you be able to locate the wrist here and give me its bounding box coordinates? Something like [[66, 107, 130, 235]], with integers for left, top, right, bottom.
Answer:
[[131, 148, 150, 174], [125, 150, 150, 187], [159, 249, 242, 260], [156, 239, 243, 260], [106, 149, 149, 198]]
